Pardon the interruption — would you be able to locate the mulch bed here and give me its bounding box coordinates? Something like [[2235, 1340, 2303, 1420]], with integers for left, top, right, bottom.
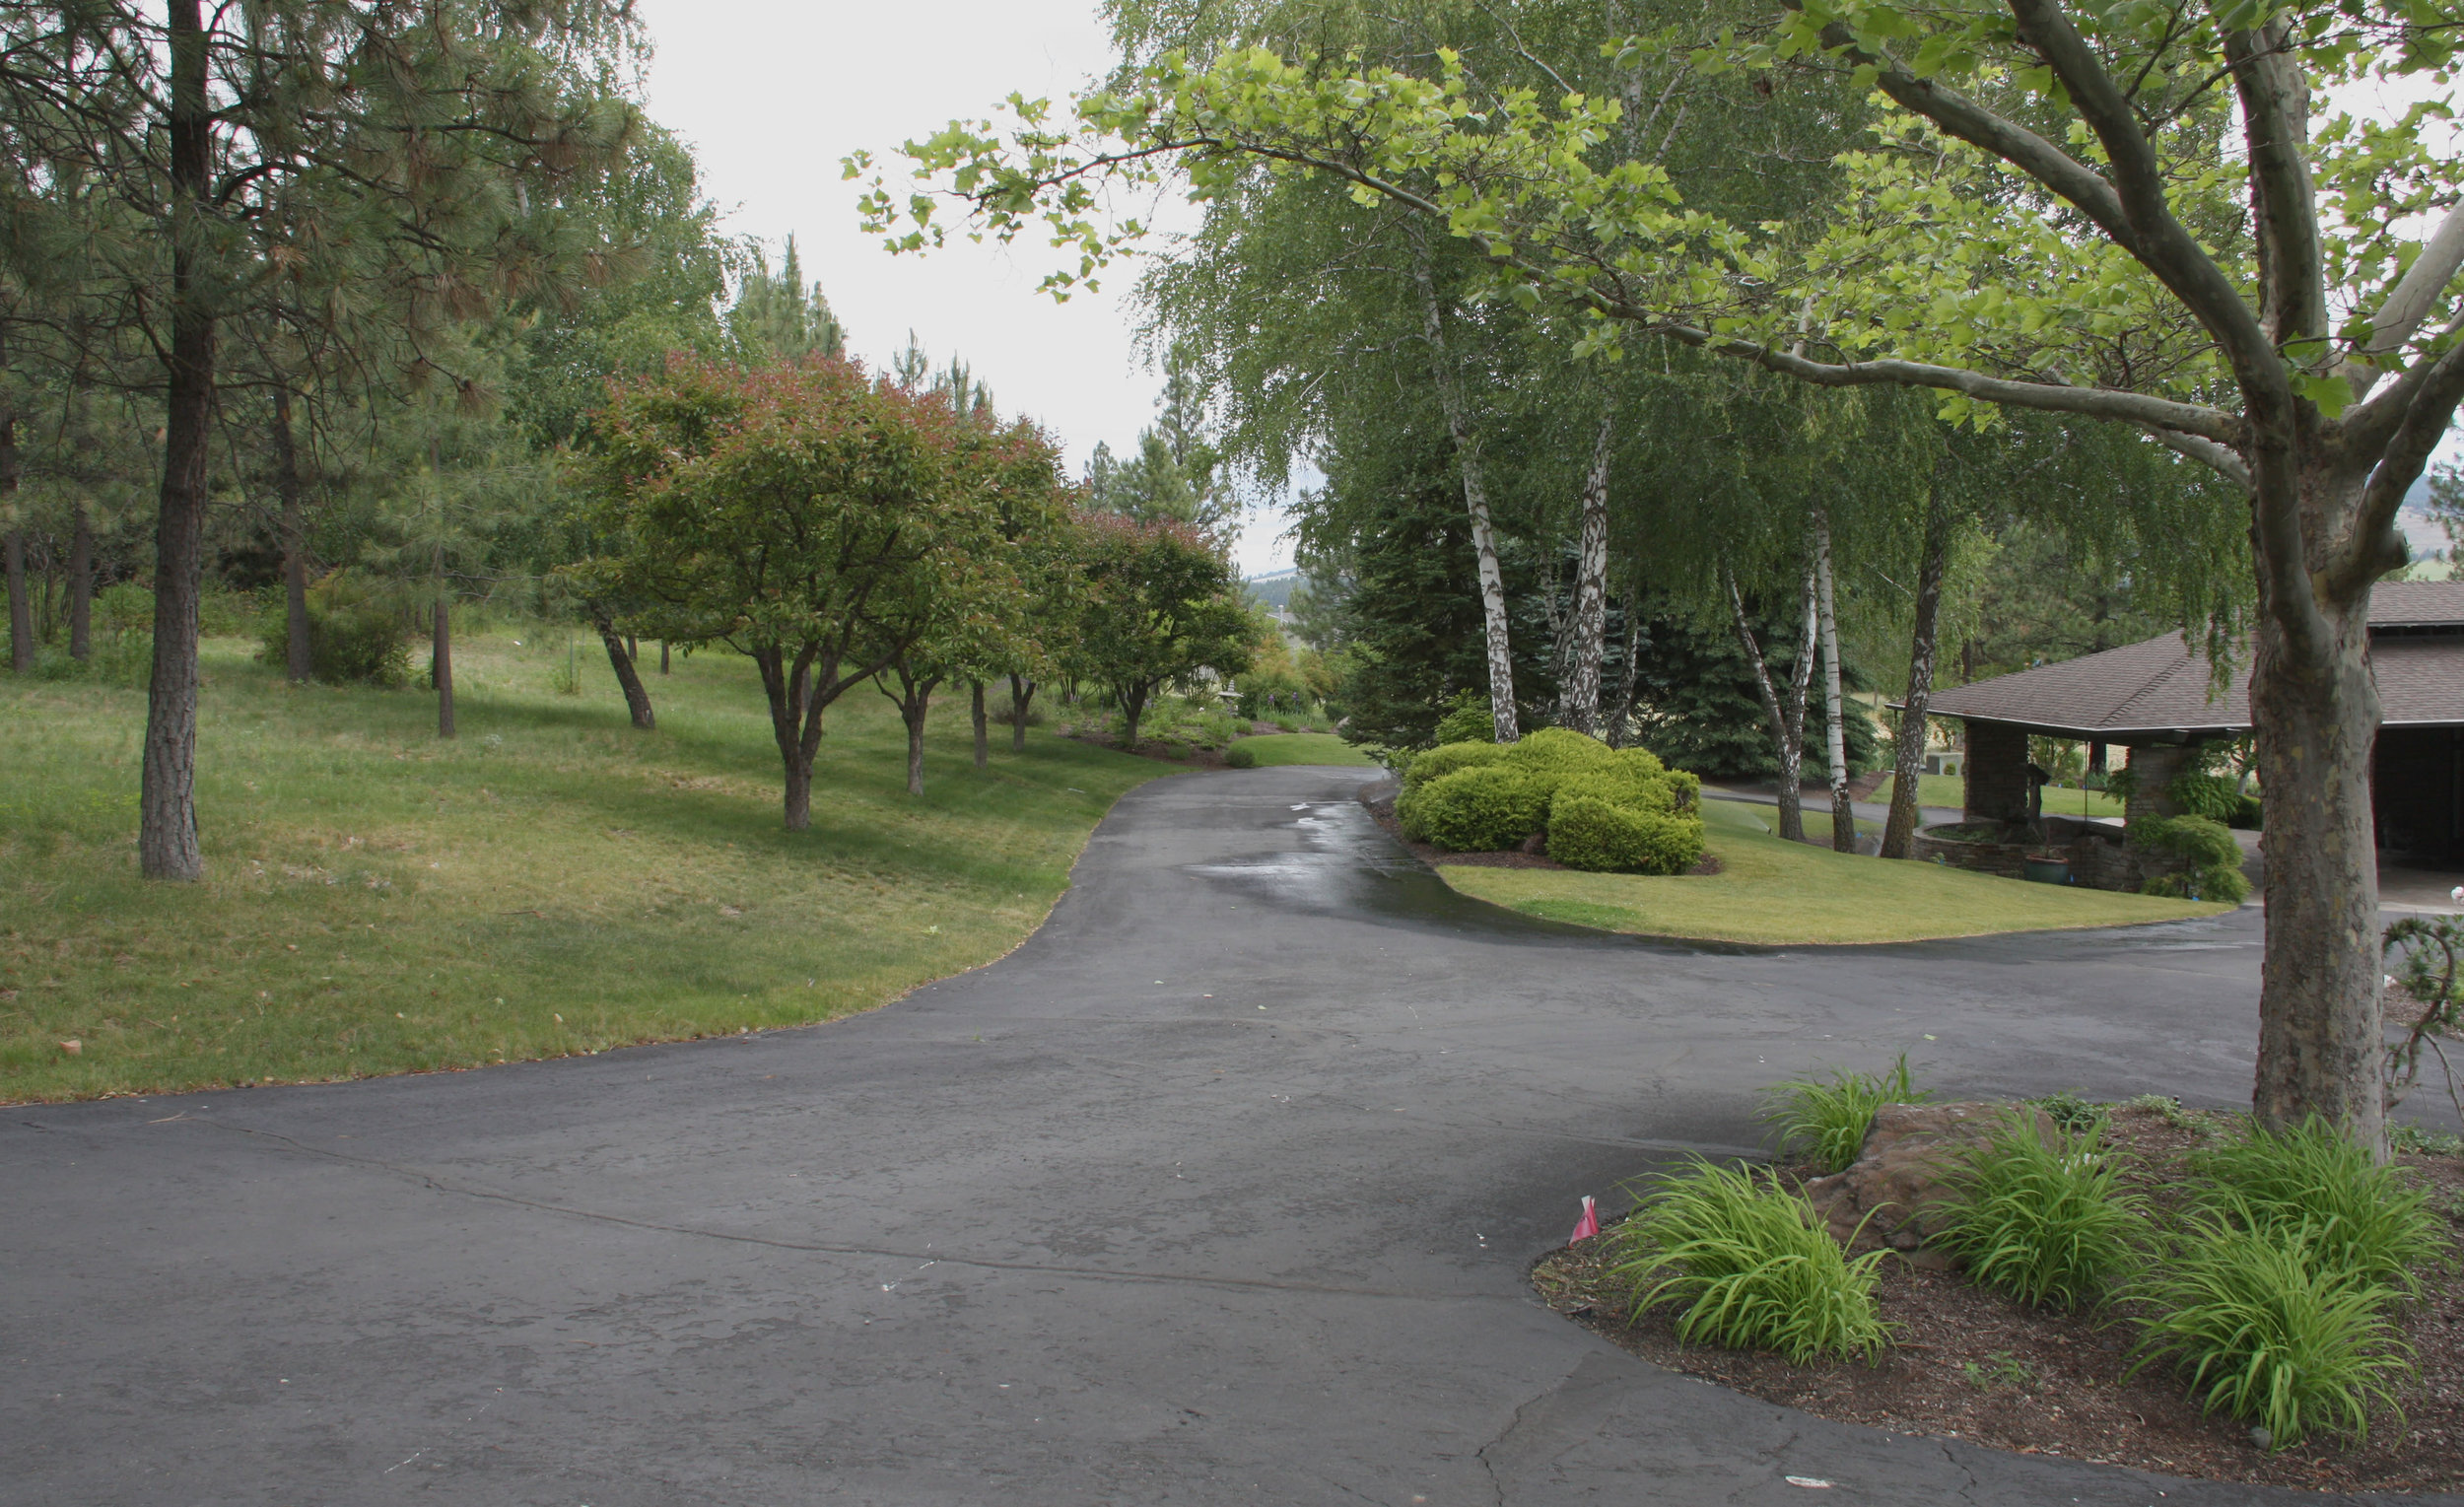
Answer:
[[1532, 1104, 2464, 1494]]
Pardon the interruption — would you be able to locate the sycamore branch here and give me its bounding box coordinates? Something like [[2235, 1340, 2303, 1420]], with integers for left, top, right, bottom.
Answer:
[[2341, 199, 2464, 400], [2331, 336, 2464, 598], [2223, 20, 2327, 351], [2143, 425, 2255, 492]]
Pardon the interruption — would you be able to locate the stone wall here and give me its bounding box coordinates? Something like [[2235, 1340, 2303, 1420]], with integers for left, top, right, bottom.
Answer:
[[1915, 820, 2146, 892]]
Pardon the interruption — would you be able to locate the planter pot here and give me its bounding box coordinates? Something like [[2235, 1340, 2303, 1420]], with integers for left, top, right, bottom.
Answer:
[[2022, 856, 2072, 885]]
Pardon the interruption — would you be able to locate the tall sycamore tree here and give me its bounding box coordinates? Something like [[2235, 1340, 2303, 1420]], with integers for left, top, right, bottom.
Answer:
[[861, 0, 2464, 1147], [0, 0, 636, 879]]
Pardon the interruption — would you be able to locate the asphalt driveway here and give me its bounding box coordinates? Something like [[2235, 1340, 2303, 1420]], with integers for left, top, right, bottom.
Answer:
[[4, 765, 2448, 1506]]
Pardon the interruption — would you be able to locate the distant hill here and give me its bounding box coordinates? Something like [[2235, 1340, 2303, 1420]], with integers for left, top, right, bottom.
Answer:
[[1244, 568, 1307, 612]]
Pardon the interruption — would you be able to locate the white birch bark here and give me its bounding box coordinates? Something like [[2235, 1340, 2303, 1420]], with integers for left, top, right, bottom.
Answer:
[[1812, 512, 1853, 852], [1412, 249, 1518, 743], [1560, 411, 1612, 736]]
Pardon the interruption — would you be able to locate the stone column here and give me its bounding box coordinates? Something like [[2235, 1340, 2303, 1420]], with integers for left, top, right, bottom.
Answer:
[[1963, 720, 2031, 825], [2123, 742, 2204, 825]]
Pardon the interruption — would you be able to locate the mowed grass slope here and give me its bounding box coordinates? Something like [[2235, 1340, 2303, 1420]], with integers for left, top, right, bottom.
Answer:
[[0, 632, 1163, 1102], [1233, 731, 1379, 767], [1439, 798, 2226, 944]]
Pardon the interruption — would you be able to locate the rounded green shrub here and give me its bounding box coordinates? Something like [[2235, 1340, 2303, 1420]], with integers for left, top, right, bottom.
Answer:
[[1546, 795, 1705, 874], [1223, 743, 1257, 769], [1402, 739, 1513, 789], [1413, 764, 1549, 852], [259, 570, 409, 687], [2133, 815, 2250, 904], [1546, 795, 1655, 870], [1661, 768, 1702, 811], [1501, 725, 1617, 774], [1431, 692, 1495, 746], [1554, 769, 1677, 814]]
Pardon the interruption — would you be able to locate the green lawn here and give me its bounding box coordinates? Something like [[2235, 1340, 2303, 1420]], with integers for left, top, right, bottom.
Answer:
[[1876, 771, 2127, 819], [0, 632, 1164, 1103], [1439, 799, 2224, 945], [1233, 731, 1380, 767]]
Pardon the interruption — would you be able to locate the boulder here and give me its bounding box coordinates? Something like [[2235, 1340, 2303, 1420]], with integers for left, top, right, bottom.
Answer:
[[1802, 1101, 2054, 1252]]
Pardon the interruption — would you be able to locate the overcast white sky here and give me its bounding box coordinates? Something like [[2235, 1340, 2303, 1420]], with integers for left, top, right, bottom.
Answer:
[[631, 0, 1300, 577]]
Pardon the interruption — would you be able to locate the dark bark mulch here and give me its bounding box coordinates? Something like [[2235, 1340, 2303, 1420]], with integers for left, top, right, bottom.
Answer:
[[1532, 1105, 2464, 1495]]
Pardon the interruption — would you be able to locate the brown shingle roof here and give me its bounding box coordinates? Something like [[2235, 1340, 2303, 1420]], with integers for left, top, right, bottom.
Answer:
[[1921, 582, 2464, 739], [2368, 580, 2464, 628]]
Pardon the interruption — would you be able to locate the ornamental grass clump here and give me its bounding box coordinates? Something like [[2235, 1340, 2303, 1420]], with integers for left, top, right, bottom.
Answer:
[[1761, 1054, 1929, 1174], [1932, 1111, 2149, 1310], [1610, 1158, 1891, 1363], [2127, 1217, 2413, 1449], [2188, 1118, 2442, 1301]]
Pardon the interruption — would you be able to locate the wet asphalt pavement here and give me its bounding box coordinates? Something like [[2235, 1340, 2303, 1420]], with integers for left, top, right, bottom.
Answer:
[[5, 765, 2453, 1506]]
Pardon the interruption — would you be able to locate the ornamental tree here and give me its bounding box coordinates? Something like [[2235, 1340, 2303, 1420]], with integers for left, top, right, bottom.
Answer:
[[860, 0, 2464, 1148], [571, 357, 1005, 830], [1067, 512, 1254, 748]]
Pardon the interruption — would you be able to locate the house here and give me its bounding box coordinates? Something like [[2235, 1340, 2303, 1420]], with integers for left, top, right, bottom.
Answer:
[[1915, 581, 2464, 882]]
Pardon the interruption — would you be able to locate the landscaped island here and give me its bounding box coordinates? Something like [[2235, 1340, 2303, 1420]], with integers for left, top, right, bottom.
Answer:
[[1537, 1067, 2464, 1494], [1418, 795, 2227, 946]]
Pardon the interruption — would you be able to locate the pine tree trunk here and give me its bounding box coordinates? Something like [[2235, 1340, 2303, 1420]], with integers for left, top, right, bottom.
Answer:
[[1, 335, 24, 675], [3, 528, 27, 675], [2248, 481, 2384, 1148], [1413, 254, 1518, 742], [68, 503, 93, 662], [1560, 412, 1613, 736], [595, 610, 654, 729], [1813, 514, 1855, 853], [140, 5, 214, 882], [1009, 673, 1035, 752], [270, 387, 313, 682], [1882, 492, 1952, 860], [432, 548, 455, 740], [971, 680, 989, 769]]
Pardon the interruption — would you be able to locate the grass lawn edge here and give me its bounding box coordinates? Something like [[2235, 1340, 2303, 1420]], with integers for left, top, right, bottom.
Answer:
[[1430, 865, 2241, 949]]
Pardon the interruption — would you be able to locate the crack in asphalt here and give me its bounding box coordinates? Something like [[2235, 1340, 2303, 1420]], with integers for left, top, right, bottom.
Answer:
[[187, 1116, 1531, 1307]]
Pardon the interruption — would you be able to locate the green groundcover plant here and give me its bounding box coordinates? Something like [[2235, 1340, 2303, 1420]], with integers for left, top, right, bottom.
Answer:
[[1610, 1158, 1891, 1364], [2188, 1119, 2444, 1301], [2128, 1217, 2413, 1449], [1760, 1054, 1929, 1175], [1932, 1111, 2148, 1311]]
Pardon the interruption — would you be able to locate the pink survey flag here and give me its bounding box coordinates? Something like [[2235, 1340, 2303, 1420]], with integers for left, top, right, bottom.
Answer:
[[1570, 1195, 1600, 1244]]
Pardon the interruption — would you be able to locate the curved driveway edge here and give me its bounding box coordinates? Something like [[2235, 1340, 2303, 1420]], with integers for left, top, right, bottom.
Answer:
[[2, 765, 2447, 1506]]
